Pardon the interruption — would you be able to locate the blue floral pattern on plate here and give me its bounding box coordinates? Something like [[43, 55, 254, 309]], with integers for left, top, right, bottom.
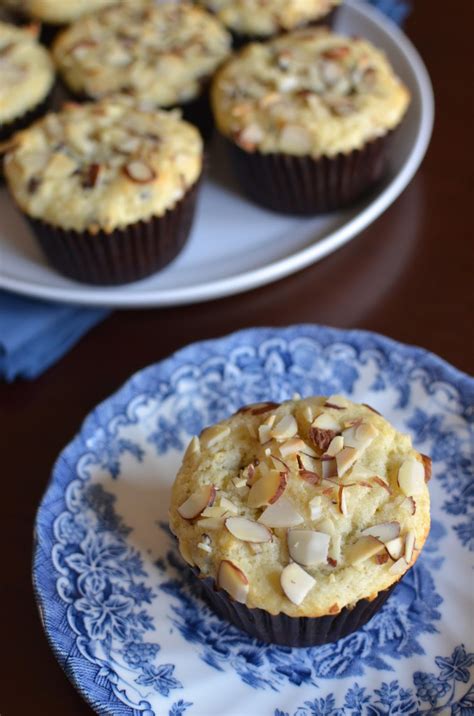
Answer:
[[33, 325, 474, 716]]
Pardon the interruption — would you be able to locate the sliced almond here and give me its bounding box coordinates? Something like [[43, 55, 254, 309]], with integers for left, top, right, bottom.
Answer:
[[81, 163, 101, 188], [309, 495, 322, 520], [270, 454, 290, 471], [404, 529, 416, 563], [201, 504, 227, 519], [247, 470, 288, 508], [385, 536, 404, 560], [389, 557, 408, 576], [280, 563, 315, 605], [335, 447, 358, 477], [360, 521, 401, 543], [298, 452, 321, 474], [400, 496, 417, 515], [123, 160, 156, 184], [220, 497, 239, 515], [279, 438, 306, 457], [288, 530, 330, 566], [196, 516, 225, 529], [362, 403, 381, 415], [217, 560, 249, 604], [325, 435, 344, 457], [258, 423, 272, 444], [312, 413, 340, 431], [310, 425, 338, 452], [421, 454, 432, 482], [342, 421, 378, 452], [258, 496, 303, 528], [177, 485, 216, 520], [201, 424, 231, 449], [235, 123, 263, 152], [337, 485, 348, 515], [398, 459, 425, 496], [271, 414, 298, 441], [371, 476, 392, 493], [324, 395, 349, 409], [242, 463, 256, 485], [345, 536, 384, 565], [321, 457, 337, 480], [225, 517, 272, 543]]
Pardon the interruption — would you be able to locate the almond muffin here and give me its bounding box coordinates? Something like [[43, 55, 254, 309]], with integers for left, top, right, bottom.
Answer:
[[0, 0, 124, 25], [169, 395, 431, 646], [3, 96, 203, 284], [0, 0, 124, 44], [52, 2, 232, 138], [197, 0, 340, 46], [0, 21, 54, 142], [211, 27, 410, 214]]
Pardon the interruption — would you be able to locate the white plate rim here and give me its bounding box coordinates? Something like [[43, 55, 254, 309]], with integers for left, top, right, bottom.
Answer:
[[0, 0, 434, 307]]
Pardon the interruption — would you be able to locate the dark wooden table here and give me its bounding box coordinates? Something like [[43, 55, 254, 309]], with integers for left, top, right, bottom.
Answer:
[[1, 5, 473, 715]]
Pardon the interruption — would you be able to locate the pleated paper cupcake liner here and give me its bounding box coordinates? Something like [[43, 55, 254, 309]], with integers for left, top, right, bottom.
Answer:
[[26, 179, 200, 286], [224, 130, 394, 215], [197, 569, 401, 647], [0, 89, 54, 143]]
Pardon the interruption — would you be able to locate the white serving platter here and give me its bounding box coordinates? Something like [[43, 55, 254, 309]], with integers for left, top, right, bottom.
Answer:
[[0, 0, 433, 307]]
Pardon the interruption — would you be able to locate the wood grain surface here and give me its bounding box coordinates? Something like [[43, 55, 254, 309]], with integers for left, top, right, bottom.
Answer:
[[0, 4, 473, 714]]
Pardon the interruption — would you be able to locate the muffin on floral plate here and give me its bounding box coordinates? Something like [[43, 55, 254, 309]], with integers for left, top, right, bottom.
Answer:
[[197, 0, 341, 47], [3, 96, 203, 285], [52, 1, 232, 139], [0, 20, 54, 143], [211, 27, 410, 214], [169, 394, 431, 647]]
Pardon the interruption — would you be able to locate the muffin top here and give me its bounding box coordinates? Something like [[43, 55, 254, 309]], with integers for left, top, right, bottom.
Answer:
[[198, 0, 340, 38], [0, 21, 54, 125], [169, 395, 431, 617], [0, 0, 124, 25], [3, 97, 203, 233], [53, 2, 232, 107], [212, 28, 410, 157]]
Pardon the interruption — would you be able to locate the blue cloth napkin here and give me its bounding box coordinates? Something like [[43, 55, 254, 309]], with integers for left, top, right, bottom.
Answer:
[[0, 0, 410, 383], [0, 290, 108, 381]]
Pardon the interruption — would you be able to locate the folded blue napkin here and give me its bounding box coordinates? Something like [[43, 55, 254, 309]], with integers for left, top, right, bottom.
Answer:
[[0, 290, 108, 381], [0, 0, 410, 383]]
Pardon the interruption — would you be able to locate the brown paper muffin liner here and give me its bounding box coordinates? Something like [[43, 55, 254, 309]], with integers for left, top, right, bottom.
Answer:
[[180, 84, 215, 142], [196, 568, 401, 647], [25, 179, 200, 285], [0, 89, 54, 143], [231, 6, 340, 49], [0, 9, 61, 45], [223, 130, 394, 215]]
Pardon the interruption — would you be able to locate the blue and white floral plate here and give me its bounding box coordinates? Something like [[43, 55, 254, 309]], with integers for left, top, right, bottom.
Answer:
[[33, 325, 474, 716]]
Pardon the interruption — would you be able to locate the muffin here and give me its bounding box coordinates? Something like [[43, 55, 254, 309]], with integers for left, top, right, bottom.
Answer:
[[0, 0, 124, 44], [52, 2, 232, 139], [211, 28, 411, 214], [169, 395, 431, 647], [197, 0, 341, 47], [3, 96, 203, 285], [0, 21, 54, 143]]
